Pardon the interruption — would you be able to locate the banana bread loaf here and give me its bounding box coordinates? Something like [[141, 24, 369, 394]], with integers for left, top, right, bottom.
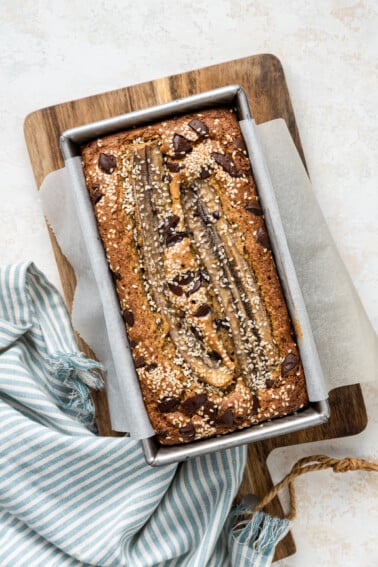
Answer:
[[81, 107, 308, 445]]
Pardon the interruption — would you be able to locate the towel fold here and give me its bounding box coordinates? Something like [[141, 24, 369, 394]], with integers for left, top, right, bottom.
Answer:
[[0, 262, 287, 566]]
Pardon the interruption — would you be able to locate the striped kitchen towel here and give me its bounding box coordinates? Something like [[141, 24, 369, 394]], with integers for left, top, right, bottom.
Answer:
[[0, 262, 289, 566]]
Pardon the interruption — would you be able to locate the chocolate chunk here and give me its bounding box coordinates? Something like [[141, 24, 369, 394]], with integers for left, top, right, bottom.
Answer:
[[181, 393, 207, 416], [194, 304, 211, 317], [98, 152, 117, 174], [168, 282, 184, 296], [157, 428, 167, 439], [188, 119, 209, 137], [252, 395, 260, 414], [202, 400, 218, 421], [190, 325, 203, 341], [162, 173, 172, 183], [122, 309, 134, 326], [173, 134, 192, 157], [129, 340, 138, 348], [145, 363, 158, 371], [265, 379, 275, 388], [112, 271, 122, 281], [91, 185, 103, 205], [214, 318, 230, 330], [179, 422, 195, 439], [235, 137, 247, 152], [186, 279, 201, 296], [245, 202, 262, 216], [91, 190, 104, 205], [162, 214, 180, 233], [165, 231, 187, 247], [134, 356, 146, 369], [208, 350, 222, 362], [211, 152, 242, 177], [281, 353, 299, 375], [199, 167, 211, 179], [233, 415, 244, 425], [158, 396, 180, 413], [256, 227, 271, 249], [212, 210, 221, 220], [166, 161, 184, 172], [215, 408, 234, 427], [174, 270, 194, 285], [234, 415, 244, 425]]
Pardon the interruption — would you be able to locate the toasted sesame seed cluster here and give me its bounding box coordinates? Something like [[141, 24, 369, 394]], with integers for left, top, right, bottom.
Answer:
[[81, 108, 308, 445]]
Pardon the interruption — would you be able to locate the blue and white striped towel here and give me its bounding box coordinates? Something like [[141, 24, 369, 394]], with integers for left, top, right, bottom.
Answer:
[[0, 262, 289, 566]]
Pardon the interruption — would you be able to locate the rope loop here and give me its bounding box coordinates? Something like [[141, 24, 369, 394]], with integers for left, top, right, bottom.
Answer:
[[251, 454, 378, 521]]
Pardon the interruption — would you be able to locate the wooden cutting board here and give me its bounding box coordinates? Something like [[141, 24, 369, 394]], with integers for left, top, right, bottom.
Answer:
[[24, 54, 367, 562]]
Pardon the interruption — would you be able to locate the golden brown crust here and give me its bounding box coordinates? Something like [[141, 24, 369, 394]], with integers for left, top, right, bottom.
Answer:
[[81, 108, 308, 445]]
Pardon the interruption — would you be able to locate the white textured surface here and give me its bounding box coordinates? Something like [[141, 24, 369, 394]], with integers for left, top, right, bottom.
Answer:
[[0, 1, 376, 565]]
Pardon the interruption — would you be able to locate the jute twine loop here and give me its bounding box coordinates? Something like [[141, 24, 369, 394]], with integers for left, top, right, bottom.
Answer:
[[253, 454, 378, 521]]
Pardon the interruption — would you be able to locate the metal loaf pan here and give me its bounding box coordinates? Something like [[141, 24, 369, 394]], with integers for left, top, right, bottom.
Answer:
[[60, 85, 329, 466]]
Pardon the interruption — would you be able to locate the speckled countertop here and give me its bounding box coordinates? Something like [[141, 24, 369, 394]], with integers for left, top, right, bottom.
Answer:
[[0, 2, 377, 565]]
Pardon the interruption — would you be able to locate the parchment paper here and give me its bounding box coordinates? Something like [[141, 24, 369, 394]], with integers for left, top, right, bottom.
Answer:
[[39, 119, 377, 437], [256, 120, 377, 395]]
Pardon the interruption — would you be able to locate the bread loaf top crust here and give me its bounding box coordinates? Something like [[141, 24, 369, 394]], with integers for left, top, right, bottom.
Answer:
[[81, 108, 308, 445]]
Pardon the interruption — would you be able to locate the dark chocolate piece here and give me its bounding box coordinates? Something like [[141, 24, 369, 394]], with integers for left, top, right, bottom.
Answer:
[[122, 309, 134, 326], [199, 167, 211, 179], [256, 227, 270, 249], [174, 271, 194, 285], [188, 119, 209, 137], [194, 304, 211, 317], [173, 134, 192, 157], [168, 282, 184, 296], [179, 422, 195, 438], [134, 356, 146, 369], [91, 185, 103, 205], [252, 395, 260, 413], [202, 400, 218, 421], [211, 152, 242, 177], [208, 350, 222, 362], [181, 393, 207, 416], [165, 231, 187, 247], [162, 215, 180, 233], [215, 408, 234, 427], [158, 397, 180, 413], [166, 161, 183, 173], [281, 353, 299, 375], [98, 153, 117, 174], [235, 137, 247, 152], [245, 202, 262, 216]]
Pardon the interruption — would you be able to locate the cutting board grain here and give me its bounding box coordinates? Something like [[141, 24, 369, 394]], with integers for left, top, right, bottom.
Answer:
[[24, 54, 367, 562]]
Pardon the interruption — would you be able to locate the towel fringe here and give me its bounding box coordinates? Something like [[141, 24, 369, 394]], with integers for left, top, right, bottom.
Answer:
[[228, 509, 289, 563], [250, 511, 289, 552], [49, 351, 104, 419]]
